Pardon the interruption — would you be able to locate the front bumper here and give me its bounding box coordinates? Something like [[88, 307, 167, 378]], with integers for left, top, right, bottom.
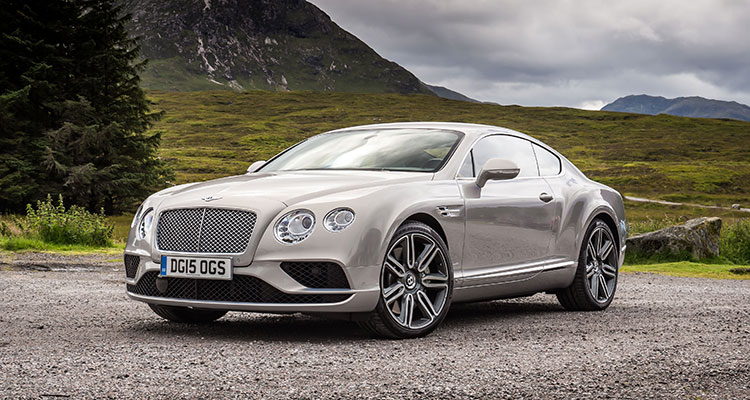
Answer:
[[124, 254, 381, 313]]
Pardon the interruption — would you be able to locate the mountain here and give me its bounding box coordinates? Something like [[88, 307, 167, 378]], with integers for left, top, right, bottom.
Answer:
[[122, 0, 459, 98], [423, 84, 479, 103], [602, 94, 750, 122]]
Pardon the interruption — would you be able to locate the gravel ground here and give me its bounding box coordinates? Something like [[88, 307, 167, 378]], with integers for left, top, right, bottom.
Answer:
[[0, 261, 748, 399]]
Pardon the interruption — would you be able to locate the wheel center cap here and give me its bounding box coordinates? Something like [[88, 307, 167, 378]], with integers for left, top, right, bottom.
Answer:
[[405, 273, 417, 290]]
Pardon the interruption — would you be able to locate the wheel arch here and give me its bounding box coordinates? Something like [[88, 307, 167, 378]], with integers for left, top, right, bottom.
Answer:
[[576, 204, 621, 258], [593, 211, 620, 249], [403, 212, 449, 249]]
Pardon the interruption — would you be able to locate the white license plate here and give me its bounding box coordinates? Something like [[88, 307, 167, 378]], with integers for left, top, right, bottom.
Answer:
[[160, 256, 232, 280]]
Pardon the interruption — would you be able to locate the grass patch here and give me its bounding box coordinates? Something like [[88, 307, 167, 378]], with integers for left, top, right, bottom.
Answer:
[[108, 215, 133, 243], [622, 262, 750, 280], [146, 90, 750, 208], [624, 200, 748, 232], [0, 236, 123, 253]]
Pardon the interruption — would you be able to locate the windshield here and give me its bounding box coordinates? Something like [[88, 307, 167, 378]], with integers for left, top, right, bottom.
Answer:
[[259, 128, 463, 172]]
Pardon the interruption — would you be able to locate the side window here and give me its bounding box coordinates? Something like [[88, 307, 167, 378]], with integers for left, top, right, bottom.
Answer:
[[533, 144, 561, 176], [472, 135, 539, 178], [458, 151, 474, 177]]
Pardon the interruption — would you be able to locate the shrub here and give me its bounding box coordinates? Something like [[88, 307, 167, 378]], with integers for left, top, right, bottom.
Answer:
[[24, 195, 114, 247], [720, 219, 750, 265]]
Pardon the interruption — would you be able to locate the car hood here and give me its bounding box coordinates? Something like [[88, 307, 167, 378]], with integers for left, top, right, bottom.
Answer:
[[154, 170, 433, 207]]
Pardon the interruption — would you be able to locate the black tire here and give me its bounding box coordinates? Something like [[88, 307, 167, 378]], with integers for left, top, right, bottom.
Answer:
[[557, 219, 619, 311], [148, 303, 227, 323], [358, 221, 454, 339]]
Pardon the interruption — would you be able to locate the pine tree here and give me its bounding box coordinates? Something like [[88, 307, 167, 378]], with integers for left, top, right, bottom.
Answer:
[[0, 0, 171, 213], [0, 0, 77, 211]]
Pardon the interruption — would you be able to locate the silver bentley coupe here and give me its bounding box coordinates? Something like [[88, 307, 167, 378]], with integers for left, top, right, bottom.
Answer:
[[125, 122, 626, 339]]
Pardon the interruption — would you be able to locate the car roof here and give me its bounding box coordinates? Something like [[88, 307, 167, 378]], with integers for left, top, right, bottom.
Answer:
[[327, 122, 537, 143]]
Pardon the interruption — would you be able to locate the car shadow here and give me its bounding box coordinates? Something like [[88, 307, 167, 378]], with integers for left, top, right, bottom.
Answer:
[[442, 298, 563, 328], [125, 311, 371, 343], [123, 297, 565, 343]]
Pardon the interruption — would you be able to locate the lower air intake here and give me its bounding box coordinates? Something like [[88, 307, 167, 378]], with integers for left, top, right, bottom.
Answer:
[[280, 262, 350, 289], [125, 255, 140, 279], [127, 272, 351, 304]]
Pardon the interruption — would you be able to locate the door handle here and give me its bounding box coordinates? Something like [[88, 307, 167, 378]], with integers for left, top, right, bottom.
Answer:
[[539, 192, 554, 203]]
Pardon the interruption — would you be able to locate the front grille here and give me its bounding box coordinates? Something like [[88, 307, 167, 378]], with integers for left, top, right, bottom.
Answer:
[[127, 272, 352, 304], [156, 208, 257, 253], [124, 255, 140, 279], [281, 262, 350, 289]]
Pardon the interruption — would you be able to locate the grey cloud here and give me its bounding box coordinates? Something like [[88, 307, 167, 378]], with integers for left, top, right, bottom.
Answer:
[[309, 0, 750, 107]]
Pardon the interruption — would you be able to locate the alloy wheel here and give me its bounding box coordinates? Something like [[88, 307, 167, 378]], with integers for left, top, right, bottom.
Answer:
[[585, 226, 618, 303], [381, 233, 450, 329]]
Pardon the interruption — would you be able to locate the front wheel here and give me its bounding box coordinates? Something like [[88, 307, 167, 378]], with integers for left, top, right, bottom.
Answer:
[[148, 303, 227, 323], [557, 219, 619, 311], [358, 221, 454, 339]]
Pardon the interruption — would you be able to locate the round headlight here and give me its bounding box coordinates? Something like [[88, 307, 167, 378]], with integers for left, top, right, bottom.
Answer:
[[274, 209, 315, 244], [137, 208, 154, 240], [324, 208, 355, 232]]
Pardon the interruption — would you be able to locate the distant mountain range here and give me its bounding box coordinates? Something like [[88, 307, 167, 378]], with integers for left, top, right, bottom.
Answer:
[[602, 94, 750, 122], [122, 0, 473, 101]]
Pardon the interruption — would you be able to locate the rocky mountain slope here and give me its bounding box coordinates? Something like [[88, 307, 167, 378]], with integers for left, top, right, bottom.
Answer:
[[123, 0, 438, 95], [602, 94, 750, 122], [423, 84, 479, 103]]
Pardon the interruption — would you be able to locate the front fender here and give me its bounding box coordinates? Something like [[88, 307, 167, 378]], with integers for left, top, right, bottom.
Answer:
[[252, 180, 464, 273]]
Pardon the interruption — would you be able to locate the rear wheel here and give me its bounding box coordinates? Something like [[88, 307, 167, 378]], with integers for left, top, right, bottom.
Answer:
[[358, 221, 453, 339], [148, 304, 227, 323], [557, 219, 619, 311]]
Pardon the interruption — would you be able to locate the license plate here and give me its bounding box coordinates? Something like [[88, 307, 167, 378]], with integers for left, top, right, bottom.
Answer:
[[160, 256, 232, 280]]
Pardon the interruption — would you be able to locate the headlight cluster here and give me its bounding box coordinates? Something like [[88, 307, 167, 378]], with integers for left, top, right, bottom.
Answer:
[[274, 207, 355, 244], [324, 208, 355, 232], [137, 208, 154, 240]]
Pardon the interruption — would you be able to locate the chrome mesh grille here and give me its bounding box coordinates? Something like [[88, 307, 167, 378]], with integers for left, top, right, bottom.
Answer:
[[156, 208, 257, 254]]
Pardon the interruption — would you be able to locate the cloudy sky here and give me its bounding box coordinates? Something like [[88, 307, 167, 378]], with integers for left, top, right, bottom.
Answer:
[[309, 0, 750, 109]]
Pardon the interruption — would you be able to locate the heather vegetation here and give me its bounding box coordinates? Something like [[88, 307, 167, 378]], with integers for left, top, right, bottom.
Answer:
[[146, 90, 749, 210]]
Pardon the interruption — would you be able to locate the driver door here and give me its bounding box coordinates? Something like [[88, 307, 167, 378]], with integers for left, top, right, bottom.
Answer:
[[458, 135, 559, 286]]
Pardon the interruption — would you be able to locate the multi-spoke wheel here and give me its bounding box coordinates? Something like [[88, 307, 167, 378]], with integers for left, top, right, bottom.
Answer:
[[358, 221, 453, 339], [557, 219, 619, 311]]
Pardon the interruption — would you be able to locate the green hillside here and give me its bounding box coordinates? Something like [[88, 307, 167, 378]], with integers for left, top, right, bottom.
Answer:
[[148, 90, 750, 211]]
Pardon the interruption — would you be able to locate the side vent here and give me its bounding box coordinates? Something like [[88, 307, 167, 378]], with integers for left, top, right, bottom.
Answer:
[[436, 205, 462, 218]]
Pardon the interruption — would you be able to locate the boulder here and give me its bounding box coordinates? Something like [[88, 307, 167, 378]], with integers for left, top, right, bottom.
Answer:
[[626, 217, 722, 259]]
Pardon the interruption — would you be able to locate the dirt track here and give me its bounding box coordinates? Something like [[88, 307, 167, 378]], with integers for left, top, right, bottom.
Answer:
[[0, 261, 748, 399]]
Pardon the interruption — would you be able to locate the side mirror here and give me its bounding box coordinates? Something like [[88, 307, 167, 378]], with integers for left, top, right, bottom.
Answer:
[[476, 158, 520, 188], [246, 160, 266, 174]]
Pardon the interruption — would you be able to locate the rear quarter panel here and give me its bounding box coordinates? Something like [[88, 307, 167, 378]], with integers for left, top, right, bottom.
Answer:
[[544, 164, 626, 272]]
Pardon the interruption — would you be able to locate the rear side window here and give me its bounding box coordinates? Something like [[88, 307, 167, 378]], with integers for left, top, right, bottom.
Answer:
[[533, 144, 561, 176], [472, 135, 538, 178]]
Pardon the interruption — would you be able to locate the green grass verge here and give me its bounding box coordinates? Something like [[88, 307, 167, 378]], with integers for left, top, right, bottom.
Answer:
[[622, 262, 750, 280], [0, 236, 124, 254]]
